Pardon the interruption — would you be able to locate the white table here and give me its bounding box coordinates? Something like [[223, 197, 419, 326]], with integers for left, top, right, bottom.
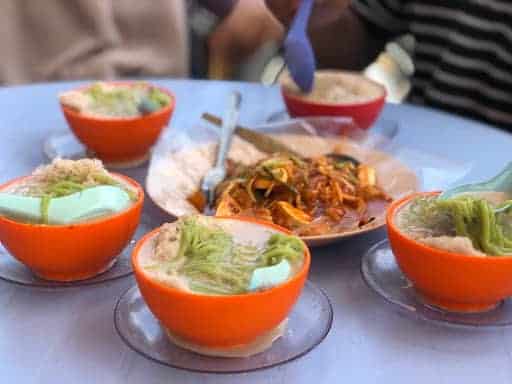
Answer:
[[1, 79, 512, 383]]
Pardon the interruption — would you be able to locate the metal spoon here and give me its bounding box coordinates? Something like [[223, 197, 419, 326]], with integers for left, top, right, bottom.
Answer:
[[201, 92, 242, 211]]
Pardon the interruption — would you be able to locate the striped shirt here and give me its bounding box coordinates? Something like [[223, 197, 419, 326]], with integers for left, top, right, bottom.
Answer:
[[352, 0, 512, 129]]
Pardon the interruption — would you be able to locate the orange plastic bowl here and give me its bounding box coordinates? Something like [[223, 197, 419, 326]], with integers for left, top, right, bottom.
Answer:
[[0, 174, 143, 281], [132, 217, 311, 348], [281, 70, 386, 129], [60, 82, 175, 166], [387, 191, 512, 313]]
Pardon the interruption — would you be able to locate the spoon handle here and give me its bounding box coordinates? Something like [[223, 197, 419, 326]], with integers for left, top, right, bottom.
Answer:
[[288, 0, 315, 37], [439, 162, 512, 200], [489, 161, 512, 191], [216, 91, 242, 168]]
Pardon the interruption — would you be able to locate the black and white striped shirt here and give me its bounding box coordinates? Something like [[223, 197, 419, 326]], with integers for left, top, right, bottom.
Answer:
[[352, 0, 512, 129]]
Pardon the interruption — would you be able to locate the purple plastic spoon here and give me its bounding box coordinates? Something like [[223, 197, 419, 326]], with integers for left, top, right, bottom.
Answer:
[[283, 0, 316, 92]]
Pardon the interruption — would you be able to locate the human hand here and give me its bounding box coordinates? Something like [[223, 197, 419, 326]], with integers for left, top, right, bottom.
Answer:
[[208, 0, 283, 78]]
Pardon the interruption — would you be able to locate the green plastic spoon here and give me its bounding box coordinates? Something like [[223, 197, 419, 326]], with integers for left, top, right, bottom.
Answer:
[[438, 162, 512, 203], [248, 259, 291, 291], [0, 185, 131, 224]]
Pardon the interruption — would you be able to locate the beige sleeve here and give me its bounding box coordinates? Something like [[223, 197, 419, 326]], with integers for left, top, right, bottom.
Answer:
[[0, 0, 189, 85]]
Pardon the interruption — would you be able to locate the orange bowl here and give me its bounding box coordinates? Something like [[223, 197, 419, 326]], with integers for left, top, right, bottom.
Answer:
[[0, 174, 143, 281], [281, 70, 386, 129], [387, 191, 512, 313], [132, 217, 311, 348], [60, 82, 175, 166]]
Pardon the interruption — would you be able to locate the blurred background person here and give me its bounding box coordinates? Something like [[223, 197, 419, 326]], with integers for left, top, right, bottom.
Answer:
[[0, 0, 282, 84], [265, 0, 512, 129]]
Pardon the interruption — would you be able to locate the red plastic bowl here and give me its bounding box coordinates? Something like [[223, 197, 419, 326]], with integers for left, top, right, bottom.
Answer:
[[132, 216, 310, 348], [0, 174, 143, 281], [60, 82, 175, 167], [387, 192, 512, 313], [281, 70, 386, 129]]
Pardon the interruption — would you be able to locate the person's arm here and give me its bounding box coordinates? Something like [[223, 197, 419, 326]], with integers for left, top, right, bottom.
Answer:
[[207, 0, 284, 79], [265, 0, 399, 70]]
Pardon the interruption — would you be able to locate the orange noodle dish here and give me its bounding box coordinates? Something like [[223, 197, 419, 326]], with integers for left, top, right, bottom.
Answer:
[[207, 153, 392, 236]]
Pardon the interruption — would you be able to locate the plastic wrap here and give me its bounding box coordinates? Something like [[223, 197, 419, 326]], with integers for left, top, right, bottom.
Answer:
[[146, 117, 470, 245], [43, 116, 470, 245]]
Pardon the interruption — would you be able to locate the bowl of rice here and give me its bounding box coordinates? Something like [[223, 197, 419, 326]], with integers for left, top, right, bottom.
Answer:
[[281, 70, 386, 129]]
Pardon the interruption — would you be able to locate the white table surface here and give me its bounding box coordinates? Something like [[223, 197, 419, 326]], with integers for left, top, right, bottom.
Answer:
[[1, 79, 512, 384]]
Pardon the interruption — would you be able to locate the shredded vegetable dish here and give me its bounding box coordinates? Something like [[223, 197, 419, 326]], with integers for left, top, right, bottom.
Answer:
[[212, 153, 391, 236], [7, 159, 137, 223], [144, 216, 305, 295], [59, 82, 171, 117], [398, 194, 512, 256]]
